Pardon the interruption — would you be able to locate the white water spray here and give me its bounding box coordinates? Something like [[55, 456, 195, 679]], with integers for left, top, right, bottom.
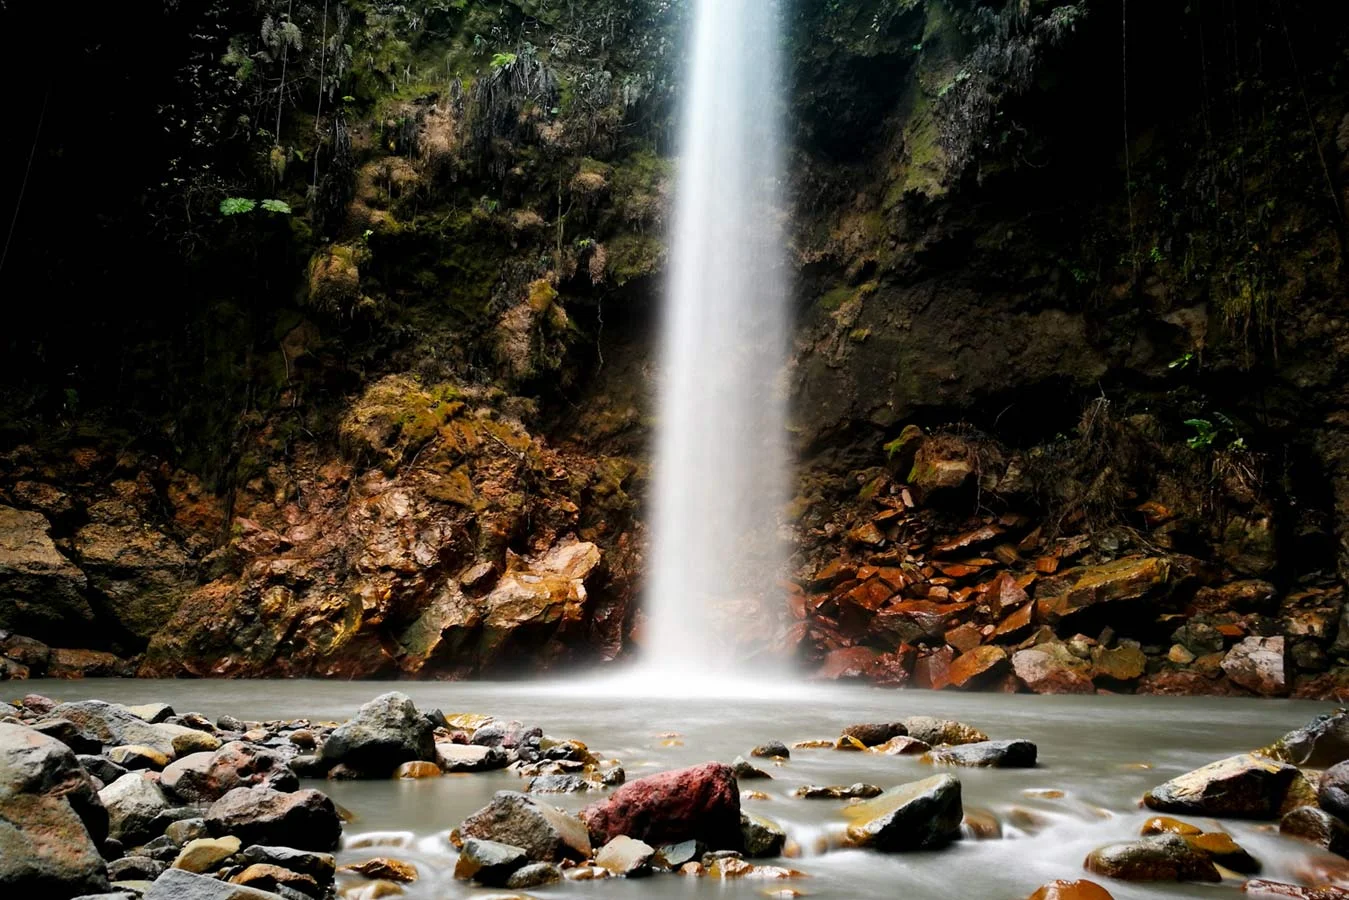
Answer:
[[642, 0, 788, 678]]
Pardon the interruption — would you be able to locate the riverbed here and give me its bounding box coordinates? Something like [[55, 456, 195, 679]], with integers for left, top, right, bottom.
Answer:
[[19, 677, 1344, 899]]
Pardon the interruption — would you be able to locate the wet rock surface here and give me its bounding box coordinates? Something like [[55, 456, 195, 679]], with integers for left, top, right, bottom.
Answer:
[[842, 774, 963, 851], [581, 762, 742, 850], [1083, 834, 1222, 882], [1144, 753, 1299, 818]]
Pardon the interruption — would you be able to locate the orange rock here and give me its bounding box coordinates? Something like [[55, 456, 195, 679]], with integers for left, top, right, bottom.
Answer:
[[1141, 816, 1202, 836], [938, 563, 981, 579], [915, 646, 955, 690], [933, 526, 1004, 556], [816, 646, 877, 680], [844, 578, 893, 612], [1027, 880, 1114, 900], [945, 645, 1009, 688], [1036, 556, 1060, 574], [946, 623, 984, 654], [993, 602, 1034, 640], [849, 522, 885, 546], [394, 761, 442, 779]]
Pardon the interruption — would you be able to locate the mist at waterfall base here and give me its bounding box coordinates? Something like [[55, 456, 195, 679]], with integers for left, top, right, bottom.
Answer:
[[639, 0, 789, 684]]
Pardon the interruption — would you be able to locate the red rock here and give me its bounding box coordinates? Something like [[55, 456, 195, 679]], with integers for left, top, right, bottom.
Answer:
[[993, 602, 1034, 641], [944, 646, 1008, 689], [1136, 671, 1241, 696], [866, 649, 914, 687], [848, 522, 885, 546], [987, 572, 1030, 616], [914, 646, 955, 690], [815, 647, 877, 680], [937, 563, 981, 579], [945, 623, 983, 654], [808, 558, 848, 589], [843, 578, 894, 612], [933, 526, 1004, 557], [580, 763, 741, 850]]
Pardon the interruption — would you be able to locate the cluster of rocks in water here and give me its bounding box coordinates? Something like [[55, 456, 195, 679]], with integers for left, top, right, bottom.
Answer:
[[794, 426, 1320, 698], [7, 689, 1349, 899]]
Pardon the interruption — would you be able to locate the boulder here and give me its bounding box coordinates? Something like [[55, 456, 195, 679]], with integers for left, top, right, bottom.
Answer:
[[318, 692, 433, 776], [1083, 834, 1221, 882], [731, 756, 771, 780], [107, 745, 171, 771], [740, 813, 786, 858], [460, 791, 591, 862], [205, 787, 341, 851], [47, 648, 134, 678], [1280, 806, 1349, 857], [46, 701, 180, 757], [339, 857, 417, 882], [162, 742, 297, 803], [909, 436, 975, 500], [228, 863, 319, 895], [172, 836, 241, 874], [1243, 880, 1349, 898], [436, 743, 508, 772], [108, 855, 166, 881], [124, 704, 175, 724], [924, 739, 1037, 768], [0, 722, 107, 842], [750, 741, 790, 759], [79, 754, 130, 788], [1221, 636, 1287, 696], [1183, 831, 1259, 873], [394, 761, 441, 779], [842, 774, 963, 851], [506, 861, 563, 888], [901, 717, 988, 746], [840, 723, 906, 747], [239, 846, 335, 885], [1027, 881, 1115, 900], [581, 762, 741, 851], [1012, 645, 1095, 694], [1144, 754, 1298, 818], [1036, 557, 1171, 622], [454, 837, 528, 886], [1319, 761, 1349, 821], [100, 772, 172, 846], [0, 505, 96, 644], [595, 835, 656, 877], [144, 867, 285, 899], [0, 792, 110, 896], [1091, 643, 1147, 682], [871, 735, 931, 755]]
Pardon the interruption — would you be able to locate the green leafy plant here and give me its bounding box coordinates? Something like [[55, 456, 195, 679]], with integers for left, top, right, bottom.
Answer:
[[490, 52, 517, 70], [1184, 418, 1217, 450], [260, 199, 292, 214], [220, 197, 257, 216], [1168, 351, 1196, 370]]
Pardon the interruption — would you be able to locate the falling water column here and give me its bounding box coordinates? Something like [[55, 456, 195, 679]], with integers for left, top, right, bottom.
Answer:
[[642, 0, 787, 677]]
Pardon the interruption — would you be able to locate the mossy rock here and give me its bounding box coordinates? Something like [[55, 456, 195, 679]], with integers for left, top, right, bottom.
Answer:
[[338, 375, 463, 471]]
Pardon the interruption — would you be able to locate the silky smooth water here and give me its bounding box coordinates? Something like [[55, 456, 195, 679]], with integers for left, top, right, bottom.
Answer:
[[26, 679, 1345, 900], [643, 0, 789, 677]]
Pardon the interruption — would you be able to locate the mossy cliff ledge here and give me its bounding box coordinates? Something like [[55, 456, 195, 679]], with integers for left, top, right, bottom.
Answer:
[[2, 1, 1349, 693]]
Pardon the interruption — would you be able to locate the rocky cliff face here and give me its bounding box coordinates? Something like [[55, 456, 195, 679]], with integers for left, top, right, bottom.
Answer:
[[1, 0, 1348, 696]]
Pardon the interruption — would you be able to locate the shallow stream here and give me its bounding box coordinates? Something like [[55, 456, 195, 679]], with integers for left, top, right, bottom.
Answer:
[[22, 677, 1345, 899]]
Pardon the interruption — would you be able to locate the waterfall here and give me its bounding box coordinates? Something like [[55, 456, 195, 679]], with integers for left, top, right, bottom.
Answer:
[[642, 0, 787, 678]]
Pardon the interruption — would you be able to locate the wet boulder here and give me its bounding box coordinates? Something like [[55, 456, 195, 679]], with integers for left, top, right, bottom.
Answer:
[[842, 774, 963, 851], [1221, 637, 1287, 696], [924, 739, 1037, 768], [162, 742, 297, 803], [1242, 879, 1349, 898], [100, 772, 172, 846], [1319, 761, 1349, 822], [228, 863, 320, 895], [460, 790, 591, 862], [108, 855, 166, 881], [740, 813, 786, 858], [901, 717, 988, 746], [239, 845, 335, 886], [1259, 710, 1349, 767], [1027, 881, 1115, 900], [339, 857, 418, 882], [750, 741, 790, 759], [1183, 831, 1260, 873], [1280, 806, 1349, 857], [318, 692, 434, 777], [0, 722, 107, 843], [0, 792, 110, 896], [731, 756, 772, 780], [840, 723, 906, 747], [581, 762, 741, 851], [595, 835, 656, 877], [1084, 833, 1221, 882], [1143, 754, 1298, 818], [205, 786, 341, 851], [454, 837, 528, 886], [507, 861, 563, 888]]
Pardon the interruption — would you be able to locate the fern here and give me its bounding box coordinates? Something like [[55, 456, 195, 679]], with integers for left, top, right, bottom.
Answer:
[[220, 198, 257, 216], [260, 199, 292, 214]]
